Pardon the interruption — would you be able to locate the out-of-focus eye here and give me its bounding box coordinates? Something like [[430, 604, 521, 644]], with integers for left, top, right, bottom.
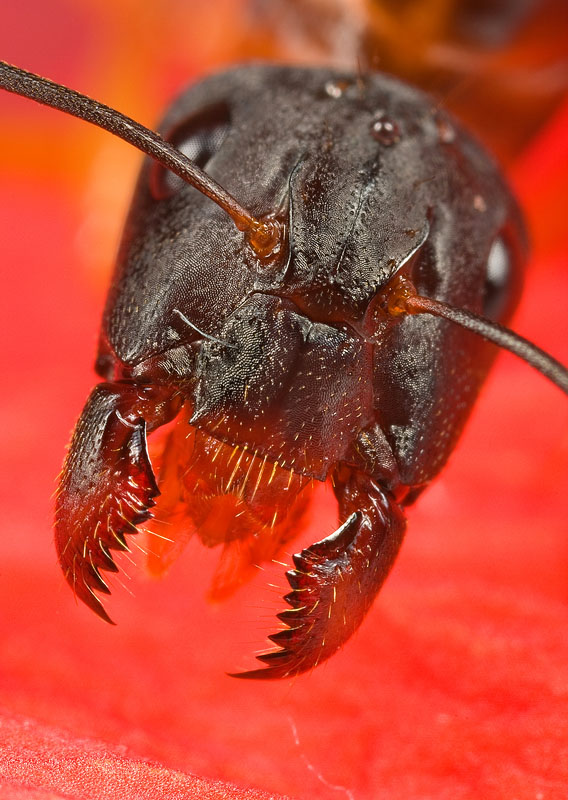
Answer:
[[151, 102, 231, 199], [483, 234, 513, 320]]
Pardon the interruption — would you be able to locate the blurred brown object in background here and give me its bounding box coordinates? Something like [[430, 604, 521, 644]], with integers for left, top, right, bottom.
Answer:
[[247, 0, 568, 163]]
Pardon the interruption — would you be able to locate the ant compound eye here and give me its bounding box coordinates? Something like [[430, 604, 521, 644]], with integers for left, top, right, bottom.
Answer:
[[151, 102, 231, 199], [483, 234, 514, 320], [174, 104, 230, 169]]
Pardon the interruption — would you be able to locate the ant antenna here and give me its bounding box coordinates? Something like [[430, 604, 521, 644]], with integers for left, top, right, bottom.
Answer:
[[0, 61, 281, 257], [384, 275, 568, 395]]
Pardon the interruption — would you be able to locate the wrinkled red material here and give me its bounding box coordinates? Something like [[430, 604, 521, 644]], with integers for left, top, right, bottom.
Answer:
[[0, 714, 287, 800], [0, 2, 567, 798]]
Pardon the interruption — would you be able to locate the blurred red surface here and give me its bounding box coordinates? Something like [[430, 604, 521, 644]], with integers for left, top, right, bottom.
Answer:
[[0, 2, 567, 798]]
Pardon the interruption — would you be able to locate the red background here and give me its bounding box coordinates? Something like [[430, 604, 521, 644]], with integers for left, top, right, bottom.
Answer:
[[0, 1, 567, 798]]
